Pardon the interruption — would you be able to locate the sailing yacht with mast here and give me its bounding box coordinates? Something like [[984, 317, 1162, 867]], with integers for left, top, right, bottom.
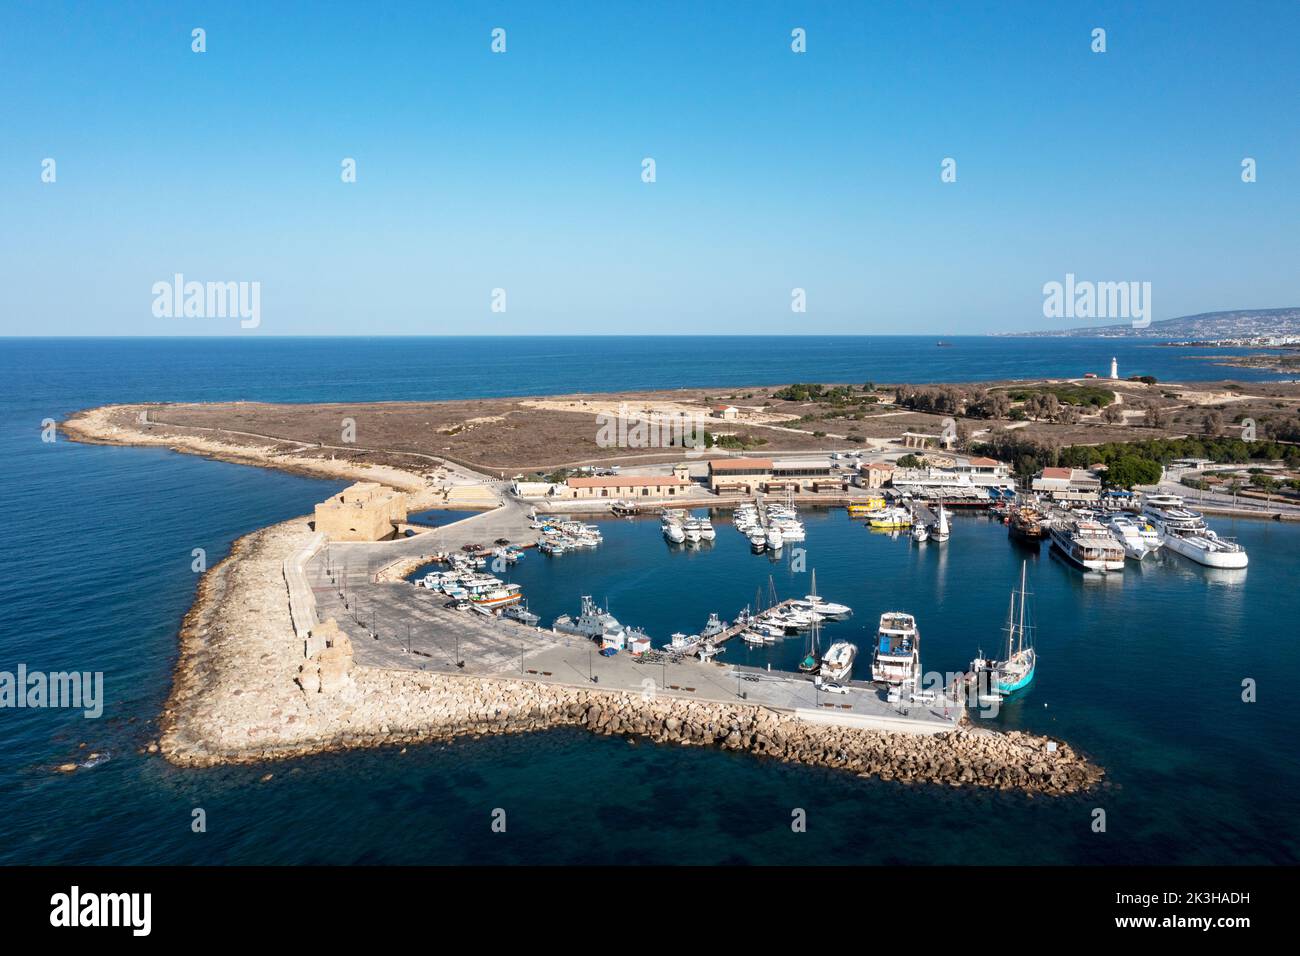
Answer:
[[798, 570, 823, 672], [970, 561, 1037, 699]]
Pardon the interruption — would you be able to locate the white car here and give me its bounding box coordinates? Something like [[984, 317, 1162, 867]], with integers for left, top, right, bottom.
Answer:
[[815, 677, 849, 695]]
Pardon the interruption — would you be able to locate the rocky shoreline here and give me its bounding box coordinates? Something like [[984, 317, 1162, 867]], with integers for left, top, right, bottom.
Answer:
[[67, 404, 1104, 795]]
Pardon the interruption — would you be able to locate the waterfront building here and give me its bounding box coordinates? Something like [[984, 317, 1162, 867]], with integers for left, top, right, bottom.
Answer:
[[890, 456, 1015, 498], [563, 475, 694, 499], [707, 458, 843, 494], [1031, 467, 1102, 504]]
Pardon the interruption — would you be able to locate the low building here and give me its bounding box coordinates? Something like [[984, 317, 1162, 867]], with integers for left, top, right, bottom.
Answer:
[[1031, 467, 1102, 504], [710, 404, 740, 420], [313, 482, 408, 541], [563, 475, 693, 499], [859, 461, 895, 489], [707, 458, 773, 493], [707, 457, 843, 494], [510, 480, 557, 498], [901, 431, 956, 450]]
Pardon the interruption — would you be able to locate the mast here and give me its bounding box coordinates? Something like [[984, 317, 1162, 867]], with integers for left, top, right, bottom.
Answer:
[[1017, 561, 1028, 654], [1004, 592, 1015, 661], [809, 569, 820, 658]]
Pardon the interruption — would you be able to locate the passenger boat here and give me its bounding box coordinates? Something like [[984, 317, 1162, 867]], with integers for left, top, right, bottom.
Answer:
[[871, 612, 921, 686], [1142, 494, 1248, 568], [868, 506, 913, 529], [970, 561, 1036, 700], [1048, 516, 1125, 572], [1106, 513, 1163, 560], [820, 641, 858, 681], [847, 496, 886, 517], [1007, 505, 1048, 544]]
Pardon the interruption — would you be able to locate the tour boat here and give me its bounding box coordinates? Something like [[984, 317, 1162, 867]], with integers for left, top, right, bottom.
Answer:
[[1007, 505, 1048, 545], [1106, 513, 1163, 560], [868, 506, 913, 530], [1142, 495, 1248, 568], [872, 612, 921, 686], [469, 583, 523, 609], [820, 641, 858, 681], [970, 561, 1036, 700], [1049, 516, 1126, 572]]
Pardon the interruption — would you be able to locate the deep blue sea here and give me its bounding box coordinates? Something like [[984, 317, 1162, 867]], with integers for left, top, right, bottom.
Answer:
[[1, 336, 1297, 865]]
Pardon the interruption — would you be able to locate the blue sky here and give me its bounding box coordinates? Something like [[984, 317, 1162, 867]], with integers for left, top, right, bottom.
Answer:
[[1, 1, 1296, 336]]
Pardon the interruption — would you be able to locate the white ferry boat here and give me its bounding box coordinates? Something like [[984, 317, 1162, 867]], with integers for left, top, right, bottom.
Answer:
[[1142, 494, 1248, 568], [1049, 516, 1125, 572]]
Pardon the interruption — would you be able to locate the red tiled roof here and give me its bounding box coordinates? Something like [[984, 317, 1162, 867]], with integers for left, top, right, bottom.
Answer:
[[708, 458, 774, 471], [1040, 467, 1071, 479], [968, 457, 1001, 466]]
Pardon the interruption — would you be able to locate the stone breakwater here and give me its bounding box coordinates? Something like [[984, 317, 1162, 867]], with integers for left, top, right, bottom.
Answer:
[[153, 515, 1102, 795]]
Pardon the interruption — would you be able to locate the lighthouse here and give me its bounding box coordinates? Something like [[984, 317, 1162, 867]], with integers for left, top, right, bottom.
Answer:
[[1109, 357, 1119, 380]]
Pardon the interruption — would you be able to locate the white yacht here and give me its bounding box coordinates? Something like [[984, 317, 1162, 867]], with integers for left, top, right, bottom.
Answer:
[[748, 530, 767, 552], [911, 523, 929, 543], [790, 594, 852, 618], [1106, 513, 1163, 560], [820, 641, 858, 681], [1142, 495, 1248, 568], [765, 526, 784, 551], [871, 612, 921, 686]]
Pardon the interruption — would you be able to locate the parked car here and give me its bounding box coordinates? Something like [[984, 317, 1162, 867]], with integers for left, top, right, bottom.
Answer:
[[444, 599, 470, 611]]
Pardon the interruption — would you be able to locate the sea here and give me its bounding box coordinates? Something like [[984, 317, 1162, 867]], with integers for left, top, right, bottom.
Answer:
[[1, 336, 1297, 865]]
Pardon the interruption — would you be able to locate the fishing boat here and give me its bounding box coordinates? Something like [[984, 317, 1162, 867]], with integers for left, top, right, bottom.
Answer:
[[700, 612, 727, 640], [1106, 512, 1163, 560], [871, 612, 921, 686], [970, 562, 1036, 700], [663, 631, 702, 653], [1048, 515, 1126, 572], [469, 582, 523, 609], [502, 602, 541, 627], [820, 640, 858, 681], [1142, 494, 1248, 568]]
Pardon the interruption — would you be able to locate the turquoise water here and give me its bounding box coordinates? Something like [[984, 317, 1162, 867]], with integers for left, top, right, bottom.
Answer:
[[1, 336, 1297, 865]]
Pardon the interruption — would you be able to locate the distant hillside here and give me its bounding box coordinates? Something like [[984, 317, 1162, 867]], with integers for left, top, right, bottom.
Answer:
[[1001, 308, 1300, 340]]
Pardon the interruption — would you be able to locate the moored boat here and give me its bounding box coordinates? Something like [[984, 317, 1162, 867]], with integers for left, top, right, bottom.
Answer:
[[871, 612, 921, 686]]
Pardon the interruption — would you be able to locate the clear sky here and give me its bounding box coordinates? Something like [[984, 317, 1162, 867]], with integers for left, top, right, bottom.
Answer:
[[1, 1, 1296, 336]]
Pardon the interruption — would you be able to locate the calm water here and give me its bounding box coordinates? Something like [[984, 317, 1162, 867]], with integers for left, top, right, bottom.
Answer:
[[1, 336, 1297, 865]]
